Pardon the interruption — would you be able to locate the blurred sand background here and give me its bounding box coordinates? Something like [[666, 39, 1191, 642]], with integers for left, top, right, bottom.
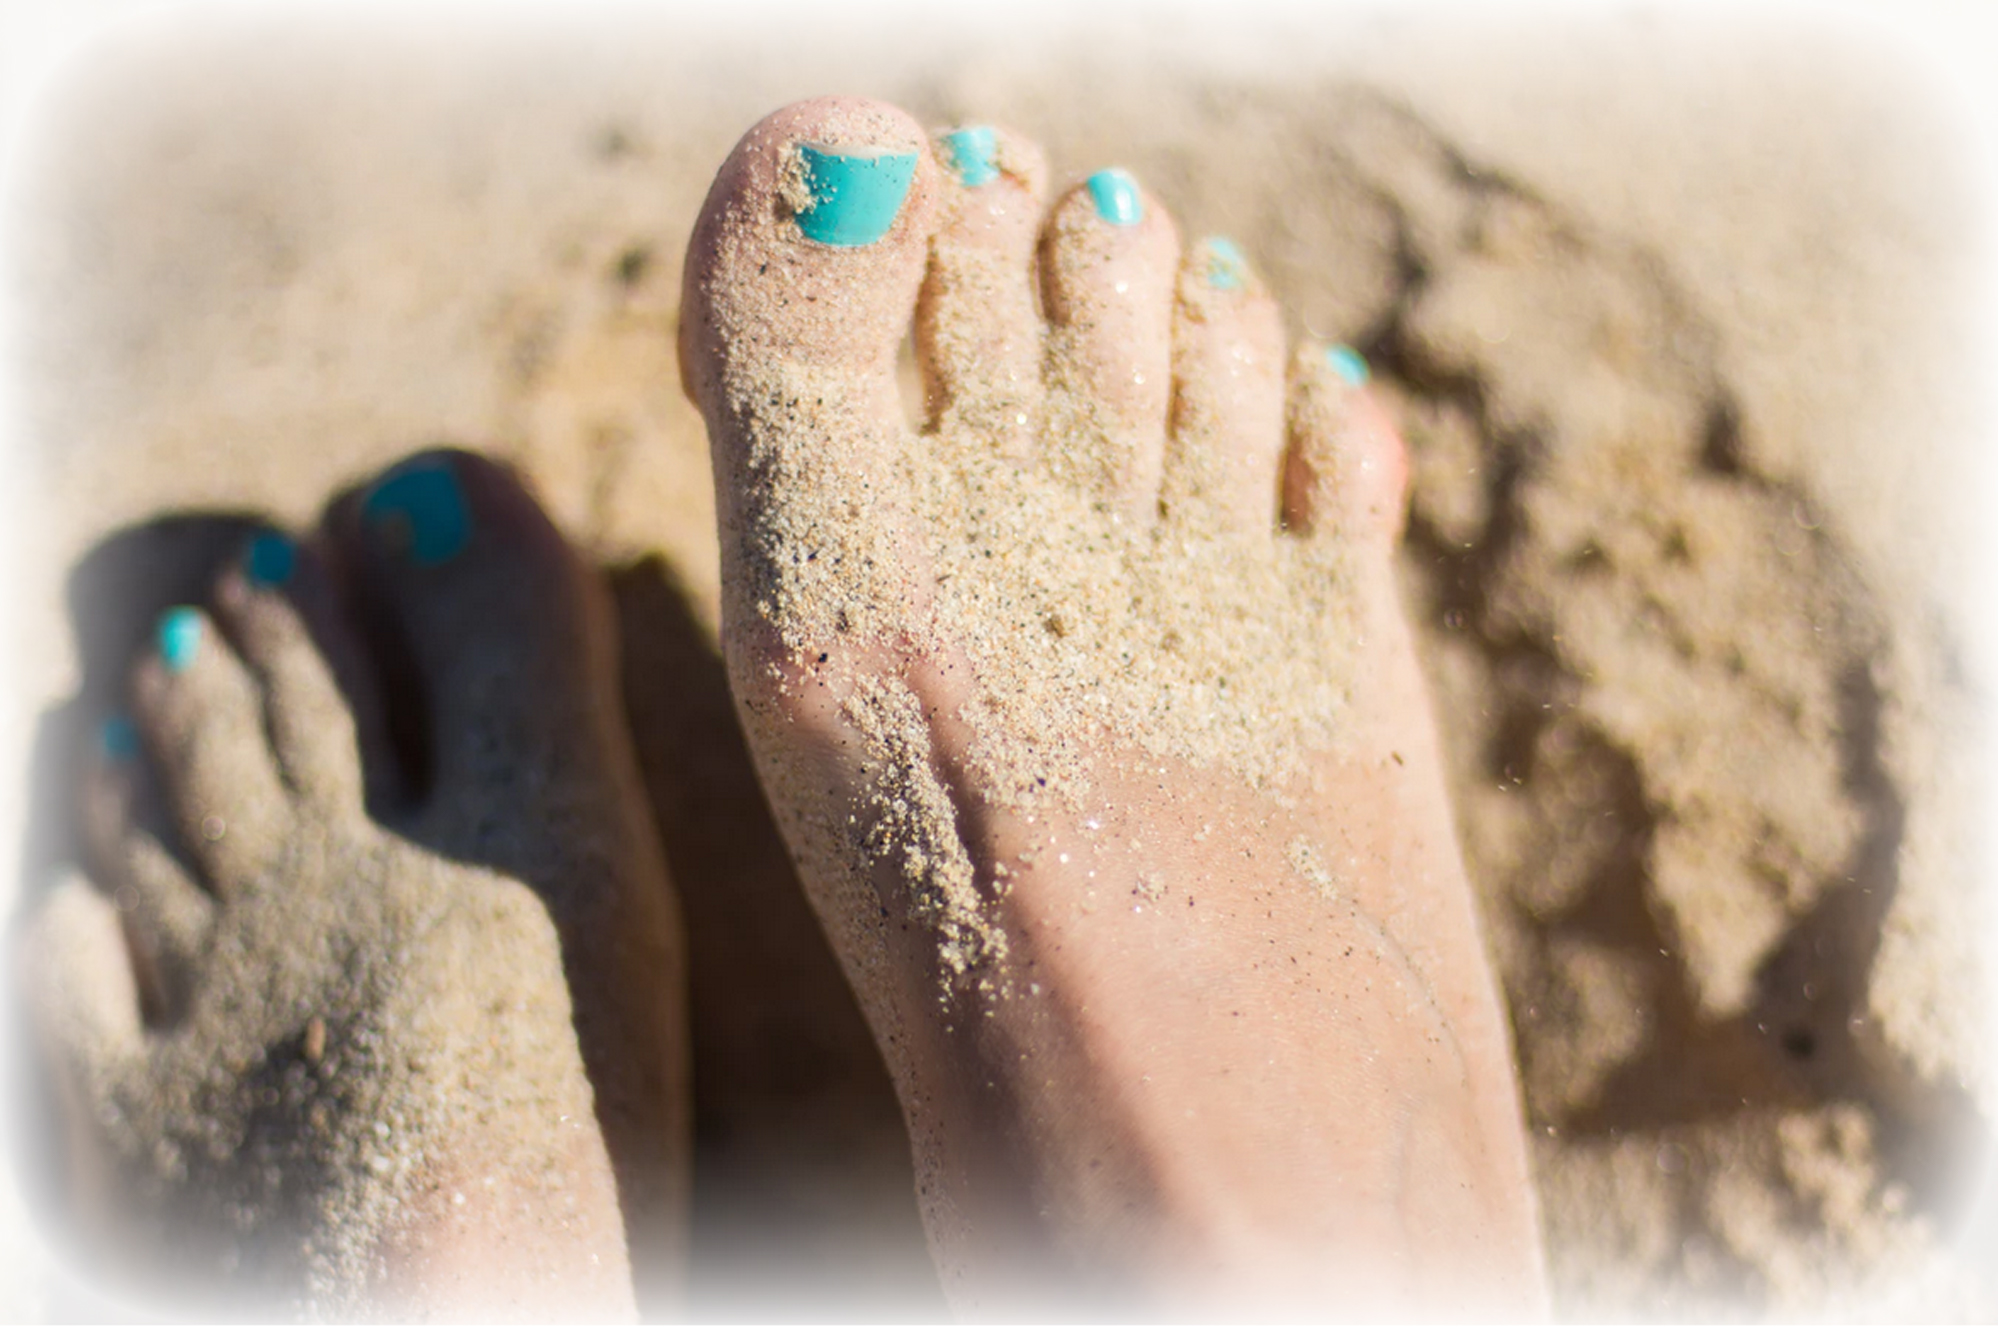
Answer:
[[2, 1, 1994, 1318]]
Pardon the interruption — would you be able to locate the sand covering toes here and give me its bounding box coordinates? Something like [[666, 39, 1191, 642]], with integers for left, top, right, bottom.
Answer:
[[35, 758, 627, 1318], [24, 506, 656, 1319], [689, 104, 1383, 823]]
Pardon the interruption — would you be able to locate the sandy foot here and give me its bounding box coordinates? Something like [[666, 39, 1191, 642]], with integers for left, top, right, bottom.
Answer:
[[680, 96, 1548, 1318], [21, 451, 687, 1320]]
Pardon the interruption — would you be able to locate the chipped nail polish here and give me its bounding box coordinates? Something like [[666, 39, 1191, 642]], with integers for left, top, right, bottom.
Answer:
[[1086, 169, 1142, 227], [794, 144, 919, 247], [1327, 344, 1371, 387], [244, 532, 297, 588], [943, 126, 999, 188], [363, 459, 472, 568], [1203, 237, 1249, 291], [158, 607, 202, 675], [100, 713, 140, 761]]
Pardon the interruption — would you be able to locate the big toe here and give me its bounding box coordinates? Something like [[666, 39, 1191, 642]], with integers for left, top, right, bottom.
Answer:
[[328, 450, 629, 849], [681, 95, 937, 392], [679, 96, 942, 672], [332, 449, 690, 1304]]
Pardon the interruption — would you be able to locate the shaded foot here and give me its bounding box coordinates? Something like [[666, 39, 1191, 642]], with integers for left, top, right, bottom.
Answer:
[[681, 98, 1547, 1317], [23, 452, 686, 1319]]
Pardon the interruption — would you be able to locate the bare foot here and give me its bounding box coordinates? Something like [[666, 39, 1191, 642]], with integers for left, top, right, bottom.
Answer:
[[22, 452, 686, 1319], [680, 98, 1547, 1317]]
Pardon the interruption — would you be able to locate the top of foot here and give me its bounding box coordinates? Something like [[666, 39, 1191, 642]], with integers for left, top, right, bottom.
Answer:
[[682, 97, 1541, 1317], [24, 453, 685, 1319]]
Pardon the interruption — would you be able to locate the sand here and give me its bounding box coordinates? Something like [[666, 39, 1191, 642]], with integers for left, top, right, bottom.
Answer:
[[2, 4, 1991, 1318]]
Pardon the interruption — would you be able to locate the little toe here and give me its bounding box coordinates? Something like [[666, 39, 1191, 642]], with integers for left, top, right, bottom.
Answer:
[[918, 124, 1048, 450], [209, 532, 372, 815], [680, 96, 944, 670], [1281, 343, 1408, 548], [130, 606, 292, 892], [1039, 166, 1180, 517], [332, 450, 624, 834], [1160, 237, 1288, 531], [23, 874, 144, 1086]]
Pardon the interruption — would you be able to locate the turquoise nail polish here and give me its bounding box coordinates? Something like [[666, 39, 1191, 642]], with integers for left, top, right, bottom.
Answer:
[[157, 607, 202, 674], [794, 144, 918, 247], [943, 126, 998, 188], [363, 460, 472, 568], [244, 532, 296, 588], [1203, 237, 1248, 291], [100, 714, 139, 761], [1086, 169, 1142, 227], [1327, 344, 1371, 387]]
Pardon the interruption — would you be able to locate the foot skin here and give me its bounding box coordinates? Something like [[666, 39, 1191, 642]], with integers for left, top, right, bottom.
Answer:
[[682, 98, 1548, 1317], [23, 453, 686, 1319]]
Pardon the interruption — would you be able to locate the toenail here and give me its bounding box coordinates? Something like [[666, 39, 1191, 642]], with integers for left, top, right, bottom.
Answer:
[[942, 126, 999, 188], [793, 144, 919, 247], [157, 607, 203, 674], [363, 460, 473, 568], [100, 713, 140, 761], [1086, 169, 1143, 227], [244, 532, 297, 588], [1326, 344, 1371, 387], [1202, 237, 1249, 291]]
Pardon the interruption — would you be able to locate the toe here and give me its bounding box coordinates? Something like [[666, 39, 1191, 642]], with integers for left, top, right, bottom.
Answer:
[[1281, 343, 1408, 547], [81, 735, 215, 1025], [335, 449, 691, 1291], [680, 95, 937, 384], [679, 95, 943, 669], [917, 124, 1048, 452], [333, 450, 625, 831], [1039, 166, 1180, 518], [1160, 237, 1288, 531], [23, 873, 144, 1082], [209, 532, 371, 815], [130, 606, 292, 891]]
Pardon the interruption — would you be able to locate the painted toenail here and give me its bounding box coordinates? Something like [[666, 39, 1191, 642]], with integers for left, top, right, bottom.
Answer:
[[364, 460, 472, 568], [100, 713, 140, 761], [794, 144, 918, 247], [1327, 344, 1371, 387], [1203, 237, 1249, 290], [1086, 169, 1143, 226], [942, 126, 999, 188], [244, 532, 297, 588], [157, 607, 202, 674]]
